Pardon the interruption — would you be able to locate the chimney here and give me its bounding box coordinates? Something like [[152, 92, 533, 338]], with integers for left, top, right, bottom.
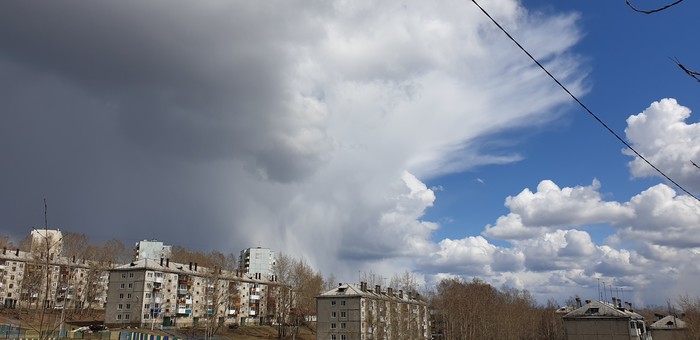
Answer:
[[575, 297, 582, 308], [194, 263, 198, 271], [72, 256, 76, 263], [189, 262, 192, 270], [360, 282, 367, 292], [166, 258, 169, 267], [387, 287, 393, 297], [408, 292, 413, 299], [375, 285, 381, 294], [160, 258, 164, 266], [3, 247, 5, 255], [399, 290, 403, 298], [585, 300, 591, 304], [15, 249, 19, 256]]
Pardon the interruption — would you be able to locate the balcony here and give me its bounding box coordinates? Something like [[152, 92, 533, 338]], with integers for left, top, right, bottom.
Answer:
[[249, 310, 256, 316], [154, 276, 164, 284], [250, 295, 260, 301], [178, 288, 189, 295], [177, 307, 192, 315]]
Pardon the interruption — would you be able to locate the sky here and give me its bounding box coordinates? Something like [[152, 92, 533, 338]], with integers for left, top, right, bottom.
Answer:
[[1, 0, 699, 307]]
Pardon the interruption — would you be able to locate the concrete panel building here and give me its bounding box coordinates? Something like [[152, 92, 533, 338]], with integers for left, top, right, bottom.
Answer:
[[105, 258, 278, 329], [316, 282, 430, 340], [563, 300, 652, 340], [239, 247, 275, 277], [135, 240, 172, 261]]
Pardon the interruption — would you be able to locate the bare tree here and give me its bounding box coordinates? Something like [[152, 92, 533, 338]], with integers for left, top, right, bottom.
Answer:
[[272, 253, 324, 339]]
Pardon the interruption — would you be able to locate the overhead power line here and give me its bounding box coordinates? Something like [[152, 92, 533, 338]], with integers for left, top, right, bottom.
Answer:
[[470, 0, 699, 202], [625, 0, 686, 14]]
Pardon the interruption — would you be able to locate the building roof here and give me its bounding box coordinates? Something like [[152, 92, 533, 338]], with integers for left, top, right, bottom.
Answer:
[[111, 258, 278, 285], [650, 315, 686, 329], [318, 283, 428, 306], [563, 301, 645, 320]]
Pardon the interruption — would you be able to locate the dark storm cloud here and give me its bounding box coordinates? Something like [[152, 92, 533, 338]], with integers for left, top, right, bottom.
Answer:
[[0, 1, 329, 181], [0, 1, 333, 251]]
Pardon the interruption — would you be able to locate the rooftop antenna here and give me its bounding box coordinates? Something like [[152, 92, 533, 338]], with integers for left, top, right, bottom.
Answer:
[[44, 197, 48, 230], [602, 281, 607, 302], [621, 287, 625, 307], [597, 278, 601, 301]]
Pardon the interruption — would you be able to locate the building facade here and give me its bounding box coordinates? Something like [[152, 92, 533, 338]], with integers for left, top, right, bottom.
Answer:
[[239, 247, 275, 277], [104, 258, 278, 329], [135, 240, 172, 261], [0, 244, 110, 310], [316, 282, 430, 340], [563, 300, 652, 340]]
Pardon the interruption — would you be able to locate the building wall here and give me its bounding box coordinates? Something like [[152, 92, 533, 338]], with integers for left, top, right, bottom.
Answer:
[[135, 240, 172, 261], [564, 319, 633, 340], [317, 296, 362, 340], [651, 329, 685, 340], [239, 247, 275, 277]]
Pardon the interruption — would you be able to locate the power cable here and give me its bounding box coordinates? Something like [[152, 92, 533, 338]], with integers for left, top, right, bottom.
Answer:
[[470, 0, 700, 202]]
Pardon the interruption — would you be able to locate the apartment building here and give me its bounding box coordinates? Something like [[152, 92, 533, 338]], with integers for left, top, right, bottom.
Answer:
[[316, 282, 430, 340], [0, 246, 110, 310], [239, 247, 275, 277], [104, 258, 277, 329], [135, 240, 172, 261]]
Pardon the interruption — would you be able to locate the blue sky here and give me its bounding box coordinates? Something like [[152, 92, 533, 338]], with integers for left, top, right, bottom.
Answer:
[[428, 0, 700, 242], [1, 0, 699, 306]]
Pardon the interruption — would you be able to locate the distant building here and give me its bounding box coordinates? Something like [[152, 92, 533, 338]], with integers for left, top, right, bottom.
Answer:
[[563, 299, 651, 340], [239, 247, 275, 277], [135, 240, 172, 261], [105, 258, 278, 329], [30, 228, 63, 258], [649, 315, 686, 340], [316, 282, 430, 340]]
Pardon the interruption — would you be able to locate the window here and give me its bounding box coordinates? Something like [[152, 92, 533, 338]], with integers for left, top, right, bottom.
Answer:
[[124, 314, 130, 320], [331, 300, 336, 306], [331, 311, 337, 318], [128, 283, 133, 288], [121, 273, 126, 279], [331, 323, 337, 329], [129, 273, 134, 278], [120, 283, 125, 289], [144, 304, 150, 309], [118, 304, 123, 310], [127, 293, 132, 299], [145, 293, 151, 298], [341, 323, 346, 329], [340, 300, 346, 306], [117, 314, 122, 320], [126, 303, 131, 309], [341, 335, 346, 340], [331, 335, 337, 340], [119, 293, 124, 299], [340, 311, 347, 318], [144, 314, 150, 319]]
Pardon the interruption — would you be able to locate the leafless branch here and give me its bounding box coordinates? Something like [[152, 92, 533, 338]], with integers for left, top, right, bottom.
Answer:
[[625, 0, 685, 14]]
